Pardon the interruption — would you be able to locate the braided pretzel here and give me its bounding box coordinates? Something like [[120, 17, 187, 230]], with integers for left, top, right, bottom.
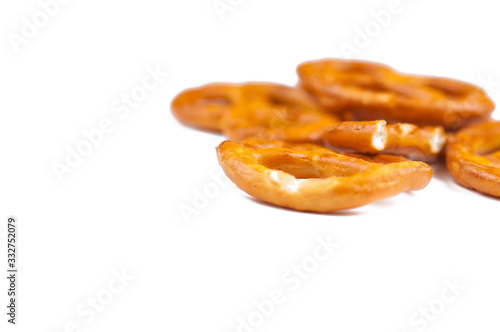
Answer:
[[171, 83, 339, 142], [446, 121, 500, 197], [297, 59, 495, 129], [216, 139, 432, 212], [323, 120, 447, 160]]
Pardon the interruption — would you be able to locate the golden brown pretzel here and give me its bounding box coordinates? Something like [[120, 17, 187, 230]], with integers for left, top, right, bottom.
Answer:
[[297, 59, 495, 129], [322, 120, 388, 154], [216, 139, 433, 212], [171, 83, 339, 142], [385, 123, 446, 160], [171, 83, 236, 132], [446, 121, 500, 197], [323, 120, 447, 160]]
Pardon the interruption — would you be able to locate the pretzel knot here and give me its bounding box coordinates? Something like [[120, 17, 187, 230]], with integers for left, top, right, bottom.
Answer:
[[171, 83, 339, 142], [217, 139, 432, 212], [297, 59, 495, 129], [323, 120, 447, 160], [446, 121, 500, 197]]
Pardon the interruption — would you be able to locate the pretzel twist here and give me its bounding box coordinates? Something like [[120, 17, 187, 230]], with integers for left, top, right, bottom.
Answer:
[[446, 121, 500, 197], [297, 59, 495, 129], [217, 139, 432, 212], [171, 83, 339, 142], [323, 120, 447, 160]]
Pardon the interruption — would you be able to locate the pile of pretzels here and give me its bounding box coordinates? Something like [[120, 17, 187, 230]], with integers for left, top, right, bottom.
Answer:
[[171, 59, 500, 212]]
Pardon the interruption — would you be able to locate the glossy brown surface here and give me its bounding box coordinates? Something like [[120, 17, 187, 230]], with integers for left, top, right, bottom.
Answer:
[[446, 121, 500, 197], [171, 83, 339, 142], [323, 121, 447, 160], [298, 59, 495, 129], [217, 139, 433, 212]]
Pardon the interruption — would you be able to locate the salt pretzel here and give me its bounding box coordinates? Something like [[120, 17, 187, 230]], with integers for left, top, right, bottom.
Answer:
[[446, 121, 500, 197], [323, 120, 388, 154], [385, 123, 446, 160], [171, 83, 339, 142], [216, 139, 432, 212], [323, 121, 447, 160], [297, 59, 495, 129], [171, 83, 236, 131]]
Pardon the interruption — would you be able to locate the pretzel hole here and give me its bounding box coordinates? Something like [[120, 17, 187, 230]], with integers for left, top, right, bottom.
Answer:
[[258, 152, 368, 179], [263, 108, 324, 127], [425, 81, 468, 98], [354, 82, 391, 93], [484, 151, 500, 166], [195, 97, 233, 107], [269, 96, 293, 106], [478, 147, 500, 158], [267, 95, 312, 113]]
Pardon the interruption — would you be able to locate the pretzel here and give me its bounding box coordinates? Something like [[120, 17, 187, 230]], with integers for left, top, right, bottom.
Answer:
[[297, 59, 495, 129], [171, 83, 339, 142], [446, 121, 500, 197], [323, 120, 447, 160], [216, 139, 432, 212], [323, 120, 388, 154], [171, 83, 235, 132]]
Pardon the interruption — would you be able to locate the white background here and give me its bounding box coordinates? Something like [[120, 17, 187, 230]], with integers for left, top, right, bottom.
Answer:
[[1, 0, 500, 331]]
